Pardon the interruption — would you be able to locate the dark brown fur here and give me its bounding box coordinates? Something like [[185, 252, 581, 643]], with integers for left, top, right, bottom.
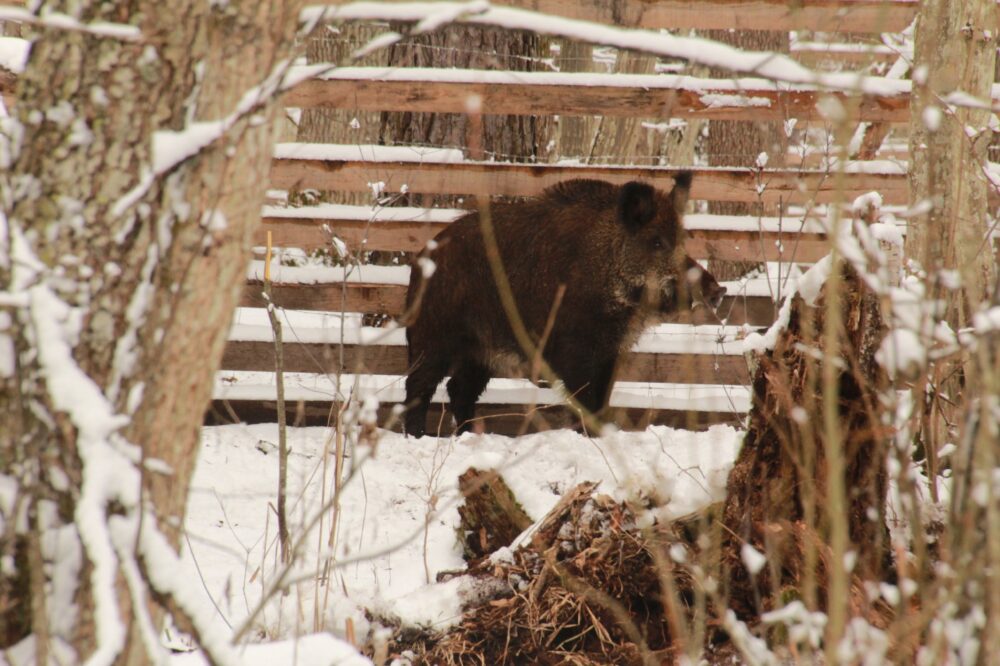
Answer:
[[404, 175, 724, 437]]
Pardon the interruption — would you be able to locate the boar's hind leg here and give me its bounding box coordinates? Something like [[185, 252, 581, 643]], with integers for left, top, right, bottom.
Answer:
[[447, 360, 492, 435], [404, 357, 448, 438]]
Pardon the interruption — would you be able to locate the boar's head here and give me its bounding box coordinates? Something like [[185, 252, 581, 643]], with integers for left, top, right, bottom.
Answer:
[[612, 173, 692, 314]]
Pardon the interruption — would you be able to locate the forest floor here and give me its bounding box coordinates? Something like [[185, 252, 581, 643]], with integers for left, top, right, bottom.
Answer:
[[174, 423, 744, 663]]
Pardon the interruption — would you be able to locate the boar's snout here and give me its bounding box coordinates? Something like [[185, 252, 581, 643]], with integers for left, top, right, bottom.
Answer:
[[684, 258, 727, 310], [703, 282, 727, 310]]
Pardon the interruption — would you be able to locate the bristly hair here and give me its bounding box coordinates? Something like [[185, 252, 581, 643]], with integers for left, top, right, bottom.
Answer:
[[673, 171, 693, 190], [542, 179, 619, 208]]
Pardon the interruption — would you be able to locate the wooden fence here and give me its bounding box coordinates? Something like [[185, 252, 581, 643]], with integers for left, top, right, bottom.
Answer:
[[0, 3, 932, 433], [212, 2, 938, 433]]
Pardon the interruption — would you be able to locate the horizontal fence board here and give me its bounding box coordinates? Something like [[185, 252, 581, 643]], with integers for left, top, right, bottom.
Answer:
[[498, 0, 917, 33], [0, 68, 15, 108], [208, 399, 744, 433], [311, 0, 918, 34], [790, 42, 901, 65], [240, 281, 781, 327], [285, 71, 909, 123], [257, 215, 832, 263], [241, 281, 406, 314], [221, 340, 752, 385], [270, 154, 910, 206]]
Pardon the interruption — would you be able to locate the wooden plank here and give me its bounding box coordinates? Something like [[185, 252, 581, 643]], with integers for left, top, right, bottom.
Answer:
[[221, 340, 752, 385], [284, 74, 909, 123], [207, 399, 744, 433], [257, 216, 832, 263], [241, 280, 405, 314], [315, 0, 918, 34], [856, 122, 894, 160], [499, 0, 917, 33], [0, 68, 15, 108], [240, 281, 780, 327], [791, 42, 900, 66], [270, 158, 910, 206]]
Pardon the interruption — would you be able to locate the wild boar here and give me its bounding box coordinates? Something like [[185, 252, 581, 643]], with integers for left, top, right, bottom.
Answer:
[[403, 174, 725, 437]]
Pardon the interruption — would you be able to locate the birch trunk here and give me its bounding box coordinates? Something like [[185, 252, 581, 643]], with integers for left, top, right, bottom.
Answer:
[[0, 1, 301, 661], [908, 4, 1000, 659], [907, 0, 997, 313]]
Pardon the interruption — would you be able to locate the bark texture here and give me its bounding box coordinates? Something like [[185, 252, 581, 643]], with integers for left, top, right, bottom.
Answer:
[[720, 262, 891, 621], [588, 50, 656, 165], [1, 1, 301, 661], [907, 0, 997, 312], [907, 3, 1000, 658], [703, 29, 789, 281], [379, 26, 549, 164]]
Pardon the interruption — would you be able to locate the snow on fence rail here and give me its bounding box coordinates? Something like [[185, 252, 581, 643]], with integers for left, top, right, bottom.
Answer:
[[284, 67, 911, 123], [237, 261, 789, 329], [224, 315, 754, 385], [211, 370, 751, 432], [269, 143, 912, 206], [257, 203, 844, 263]]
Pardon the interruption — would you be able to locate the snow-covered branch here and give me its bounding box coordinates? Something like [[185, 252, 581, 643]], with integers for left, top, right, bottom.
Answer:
[[0, 8, 141, 42]]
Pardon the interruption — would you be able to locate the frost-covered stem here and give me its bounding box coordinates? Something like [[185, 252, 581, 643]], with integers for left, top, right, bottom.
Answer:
[[797, 308, 821, 616], [264, 236, 290, 564], [648, 540, 692, 656], [820, 135, 851, 662], [976, 338, 1000, 658], [26, 506, 50, 666]]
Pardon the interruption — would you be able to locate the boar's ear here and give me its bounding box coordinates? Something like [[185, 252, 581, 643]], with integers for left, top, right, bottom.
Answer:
[[618, 181, 657, 230], [670, 171, 693, 216]]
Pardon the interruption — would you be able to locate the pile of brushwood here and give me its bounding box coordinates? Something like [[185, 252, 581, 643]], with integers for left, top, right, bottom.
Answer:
[[397, 480, 716, 665]]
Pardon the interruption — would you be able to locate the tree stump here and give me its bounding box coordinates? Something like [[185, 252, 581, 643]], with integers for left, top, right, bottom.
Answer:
[[720, 260, 892, 623], [457, 468, 533, 562]]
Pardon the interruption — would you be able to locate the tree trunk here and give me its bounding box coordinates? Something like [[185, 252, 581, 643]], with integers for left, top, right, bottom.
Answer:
[[378, 25, 551, 209], [296, 23, 389, 206], [703, 29, 789, 281], [907, 3, 1000, 659], [588, 50, 656, 165], [554, 40, 595, 160], [907, 0, 997, 320], [1, 1, 301, 662]]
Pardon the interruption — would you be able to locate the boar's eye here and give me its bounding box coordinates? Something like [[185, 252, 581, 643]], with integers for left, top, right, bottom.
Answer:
[[650, 237, 665, 250]]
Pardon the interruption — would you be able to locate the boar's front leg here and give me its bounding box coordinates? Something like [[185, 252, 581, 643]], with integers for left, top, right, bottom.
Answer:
[[405, 356, 449, 438], [447, 359, 492, 435], [556, 353, 617, 418]]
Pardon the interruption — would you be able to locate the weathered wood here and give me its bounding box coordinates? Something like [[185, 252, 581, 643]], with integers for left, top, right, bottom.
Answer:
[[506, 0, 917, 33], [270, 158, 911, 206], [791, 42, 898, 66], [206, 399, 744, 434], [241, 280, 406, 314], [457, 468, 534, 562], [318, 0, 919, 34], [240, 281, 780, 327], [720, 261, 890, 646], [256, 217, 832, 263], [855, 122, 893, 160], [284, 74, 909, 123], [221, 340, 752, 385], [0, 68, 15, 109]]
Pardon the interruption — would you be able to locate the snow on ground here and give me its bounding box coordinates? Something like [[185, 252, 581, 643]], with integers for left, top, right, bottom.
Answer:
[[0, 36, 28, 73], [180, 423, 744, 653]]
